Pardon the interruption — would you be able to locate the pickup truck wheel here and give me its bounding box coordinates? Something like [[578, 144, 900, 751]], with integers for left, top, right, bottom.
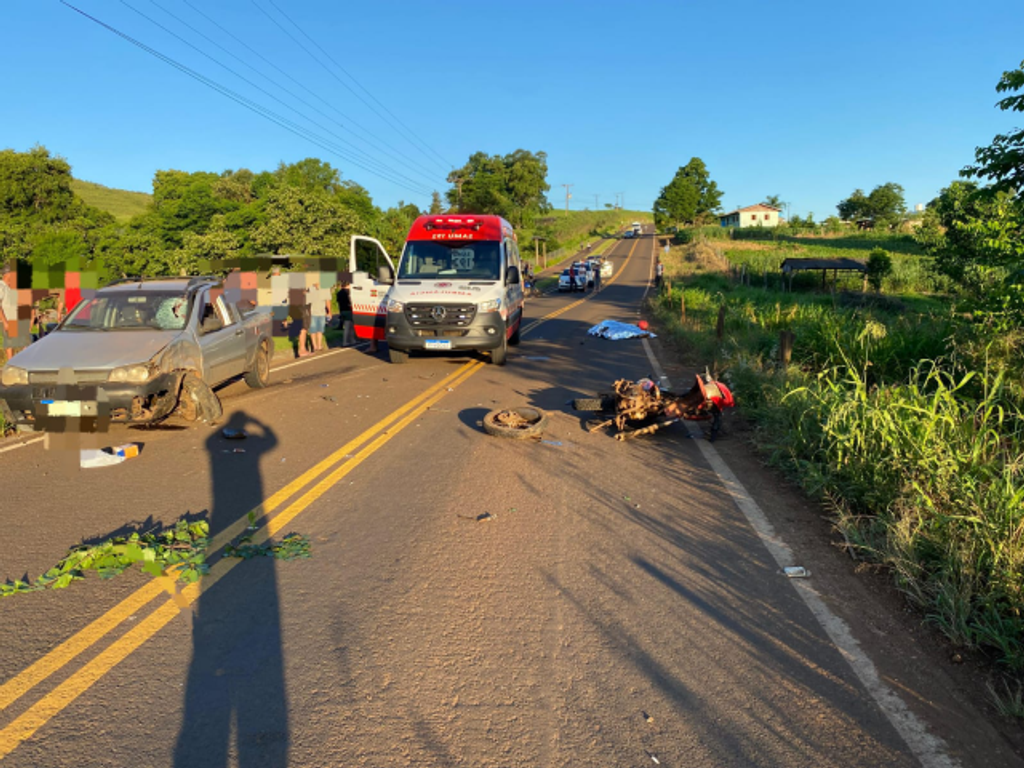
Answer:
[[180, 373, 223, 425], [388, 346, 409, 364], [244, 340, 271, 389]]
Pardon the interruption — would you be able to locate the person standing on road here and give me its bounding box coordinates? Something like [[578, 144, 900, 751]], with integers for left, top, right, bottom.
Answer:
[[335, 279, 355, 346], [1, 266, 26, 361], [655, 259, 665, 289], [567, 264, 576, 293], [593, 262, 602, 293], [306, 280, 331, 353]]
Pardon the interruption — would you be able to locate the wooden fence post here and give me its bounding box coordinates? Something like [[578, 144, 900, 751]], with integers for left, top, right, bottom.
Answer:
[[680, 291, 686, 324], [779, 330, 795, 365], [716, 305, 726, 341]]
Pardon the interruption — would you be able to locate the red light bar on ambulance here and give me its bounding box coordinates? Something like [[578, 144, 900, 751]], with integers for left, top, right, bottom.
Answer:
[[422, 217, 483, 232]]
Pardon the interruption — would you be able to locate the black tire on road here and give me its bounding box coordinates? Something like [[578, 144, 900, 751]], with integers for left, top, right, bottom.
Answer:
[[482, 407, 548, 440], [573, 396, 617, 412], [244, 340, 271, 389], [389, 346, 410, 364], [490, 331, 508, 365]]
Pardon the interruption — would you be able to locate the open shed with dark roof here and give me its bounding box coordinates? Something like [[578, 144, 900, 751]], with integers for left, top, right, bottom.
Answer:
[[780, 257, 867, 290]]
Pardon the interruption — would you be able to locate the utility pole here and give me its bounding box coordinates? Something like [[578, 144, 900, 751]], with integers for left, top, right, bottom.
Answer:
[[618, 192, 626, 211], [561, 184, 573, 215], [594, 194, 600, 210], [447, 172, 464, 211]]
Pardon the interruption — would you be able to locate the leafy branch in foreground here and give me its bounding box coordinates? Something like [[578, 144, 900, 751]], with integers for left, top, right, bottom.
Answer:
[[0, 520, 210, 597], [223, 533, 311, 561]]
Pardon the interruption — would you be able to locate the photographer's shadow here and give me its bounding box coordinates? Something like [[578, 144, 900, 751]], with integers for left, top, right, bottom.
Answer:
[[174, 411, 288, 768]]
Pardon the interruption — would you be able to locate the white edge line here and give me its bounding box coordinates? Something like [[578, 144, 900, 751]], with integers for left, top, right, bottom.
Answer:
[[272, 342, 368, 373], [640, 336, 959, 768], [0, 344, 372, 456], [0, 436, 45, 455]]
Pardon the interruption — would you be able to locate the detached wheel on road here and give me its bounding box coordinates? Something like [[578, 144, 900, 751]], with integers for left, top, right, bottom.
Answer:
[[244, 339, 271, 388], [482, 407, 548, 440], [388, 346, 410, 364]]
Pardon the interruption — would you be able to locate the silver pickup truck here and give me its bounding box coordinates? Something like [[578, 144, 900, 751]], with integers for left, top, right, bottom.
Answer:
[[0, 277, 272, 429]]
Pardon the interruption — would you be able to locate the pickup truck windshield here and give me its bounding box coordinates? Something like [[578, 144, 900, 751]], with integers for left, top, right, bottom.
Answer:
[[398, 240, 501, 281], [63, 291, 190, 331]]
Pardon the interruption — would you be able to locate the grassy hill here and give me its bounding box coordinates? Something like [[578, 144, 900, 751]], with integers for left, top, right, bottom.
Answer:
[[71, 179, 151, 221]]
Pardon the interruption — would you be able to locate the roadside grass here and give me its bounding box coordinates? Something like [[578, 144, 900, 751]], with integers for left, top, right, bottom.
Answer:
[[654, 232, 1024, 673], [71, 178, 152, 221], [521, 209, 648, 269]]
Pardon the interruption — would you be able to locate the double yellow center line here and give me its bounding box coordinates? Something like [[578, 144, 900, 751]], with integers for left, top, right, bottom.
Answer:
[[0, 360, 483, 759], [0, 234, 650, 760]]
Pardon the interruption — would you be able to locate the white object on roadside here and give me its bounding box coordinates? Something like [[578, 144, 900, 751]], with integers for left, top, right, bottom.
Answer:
[[588, 320, 656, 341], [784, 566, 810, 578], [80, 449, 126, 469]]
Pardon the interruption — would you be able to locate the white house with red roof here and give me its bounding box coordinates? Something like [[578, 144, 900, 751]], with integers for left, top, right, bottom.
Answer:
[[719, 204, 782, 228]]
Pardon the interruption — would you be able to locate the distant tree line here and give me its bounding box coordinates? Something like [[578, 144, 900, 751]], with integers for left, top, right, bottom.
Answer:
[[0, 145, 556, 278]]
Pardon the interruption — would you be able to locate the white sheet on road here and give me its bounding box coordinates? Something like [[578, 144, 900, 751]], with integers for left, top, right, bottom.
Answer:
[[587, 319, 656, 340]]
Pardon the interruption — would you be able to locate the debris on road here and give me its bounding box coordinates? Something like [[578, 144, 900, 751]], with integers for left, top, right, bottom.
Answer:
[[322, 396, 337, 403], [540, 439, 563, 447], [80, 448, 129, 468], [587, 319, 657, 340], [221, 428, 247, 440], [482, 407, 548, 440], [110, 443, 140, 459], [574, 370, 734, 442], [646, 751, 661, 765], [784, 566, 811, 578], [643, 711, 654, 723]]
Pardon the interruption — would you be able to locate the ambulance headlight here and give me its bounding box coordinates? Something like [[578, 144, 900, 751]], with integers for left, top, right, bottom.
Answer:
[[387, 298, 404, 312], [478, 298, 501, 313]]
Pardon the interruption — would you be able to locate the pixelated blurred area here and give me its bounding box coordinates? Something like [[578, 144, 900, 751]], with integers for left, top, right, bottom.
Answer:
[[213, 256, 351, 340]]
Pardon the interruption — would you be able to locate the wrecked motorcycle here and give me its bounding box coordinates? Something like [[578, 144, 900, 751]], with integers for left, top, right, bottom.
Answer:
[[572, 370, 735, 442]]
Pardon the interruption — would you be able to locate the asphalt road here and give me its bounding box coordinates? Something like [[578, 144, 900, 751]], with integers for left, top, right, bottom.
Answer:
[[0, 232, 1019, 767]]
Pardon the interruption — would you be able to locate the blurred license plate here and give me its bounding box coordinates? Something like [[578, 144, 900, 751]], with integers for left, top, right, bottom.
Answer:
[[45, 400, 83, 417], [425, 340, 452, 350]]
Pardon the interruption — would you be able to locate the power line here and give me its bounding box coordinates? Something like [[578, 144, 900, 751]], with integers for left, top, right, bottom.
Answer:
[[173, 0, 445, 185], [119, 0, 435, 193], [255, 0, 452, 174], [60, 1, 433, 198]]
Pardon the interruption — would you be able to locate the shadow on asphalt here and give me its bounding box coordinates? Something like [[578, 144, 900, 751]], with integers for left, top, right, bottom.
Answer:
[[457, 407, 491, 434], [174, 410, 289, 768]]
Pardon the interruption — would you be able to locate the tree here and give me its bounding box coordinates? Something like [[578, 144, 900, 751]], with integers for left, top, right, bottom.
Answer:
[[962, 58, 1024, 198], [0, 146, 112, 265], [653, 158, 723, 228], [917, 180, 1023, 298], [253, 186, 360, 261], [429, 191, 444, 214], [837, 183, 906, 228], [866, 247, 893, 292], [445, 150, 549, 228], [763, 194, 782, 209]]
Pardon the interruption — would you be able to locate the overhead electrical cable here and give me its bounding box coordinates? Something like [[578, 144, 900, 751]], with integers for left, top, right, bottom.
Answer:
[[60, 1, 432, 198], [118, 0, 434, 193], [254, 0, 453, 173], [171, 0, 446, 184]]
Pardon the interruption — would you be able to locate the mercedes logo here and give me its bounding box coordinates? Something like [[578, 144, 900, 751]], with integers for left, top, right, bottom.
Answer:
[[431, 305, 447, 321]]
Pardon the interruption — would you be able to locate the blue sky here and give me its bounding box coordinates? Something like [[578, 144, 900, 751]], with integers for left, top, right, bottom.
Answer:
[[2, 0, 1022, 219]]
